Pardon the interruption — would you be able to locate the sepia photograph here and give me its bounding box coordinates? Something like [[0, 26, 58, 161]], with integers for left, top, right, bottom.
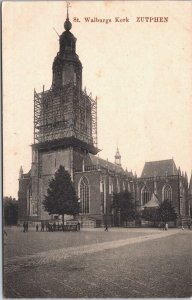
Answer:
[[2, 0, 192, 298]]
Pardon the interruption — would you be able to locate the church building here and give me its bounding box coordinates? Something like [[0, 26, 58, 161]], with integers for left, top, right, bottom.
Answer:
[[18, 10, 190, 227]]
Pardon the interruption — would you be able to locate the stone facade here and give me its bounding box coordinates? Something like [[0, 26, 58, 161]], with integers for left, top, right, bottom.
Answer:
[[18, 12, 190, 226]]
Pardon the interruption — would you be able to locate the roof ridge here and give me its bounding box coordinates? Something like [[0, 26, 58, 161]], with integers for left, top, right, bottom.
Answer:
[[145, 158, 174, 164]]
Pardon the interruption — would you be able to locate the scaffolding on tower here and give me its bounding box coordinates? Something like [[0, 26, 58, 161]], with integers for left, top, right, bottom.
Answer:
[[33, 84, 99, 154], [90, 96, 97, 148]]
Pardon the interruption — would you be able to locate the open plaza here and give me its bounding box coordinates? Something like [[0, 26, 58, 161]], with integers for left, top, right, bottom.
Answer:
[[3, 3, 192, 299], [3, 226, 192, 298]]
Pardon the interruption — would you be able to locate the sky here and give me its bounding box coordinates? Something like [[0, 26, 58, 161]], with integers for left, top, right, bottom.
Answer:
[[3, 1, 192, 199]]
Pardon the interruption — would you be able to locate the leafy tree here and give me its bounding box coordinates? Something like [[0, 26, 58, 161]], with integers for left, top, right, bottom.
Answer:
[[158, 200, 177, 223], [43, 165, 79, 225], [112, 191, 136, 225], [3, 197, 18, 225]]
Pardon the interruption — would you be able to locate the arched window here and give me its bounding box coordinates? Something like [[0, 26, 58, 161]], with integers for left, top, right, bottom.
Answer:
[[141, 185, 150, 206], [128, 182, 131, 192], [79, 176, 90, 214], [162, 185, 172, 202]]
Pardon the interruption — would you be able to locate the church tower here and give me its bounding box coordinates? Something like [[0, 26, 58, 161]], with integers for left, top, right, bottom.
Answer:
[[30, 9, 99, 220], [52, 10, 82, 90]]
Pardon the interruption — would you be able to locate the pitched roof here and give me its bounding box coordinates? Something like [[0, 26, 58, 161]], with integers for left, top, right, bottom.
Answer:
[[86, 153, 133, 176], [141, 159, 177, 178], [23, 170, 31, 179], [144, 193, 160, 208]]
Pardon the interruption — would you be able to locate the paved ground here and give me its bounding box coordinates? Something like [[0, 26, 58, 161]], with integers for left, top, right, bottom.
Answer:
[[3, 226, 192, 298]]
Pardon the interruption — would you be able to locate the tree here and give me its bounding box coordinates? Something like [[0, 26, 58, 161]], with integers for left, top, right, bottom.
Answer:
[[158, 200, 177, 223], [112, 191, 136, 225], [3, 197, 18, 225], [43, 165, 79, 225]]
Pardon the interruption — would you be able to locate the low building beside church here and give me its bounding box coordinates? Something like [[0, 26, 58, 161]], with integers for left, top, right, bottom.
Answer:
[[18, 11, 190, 227]]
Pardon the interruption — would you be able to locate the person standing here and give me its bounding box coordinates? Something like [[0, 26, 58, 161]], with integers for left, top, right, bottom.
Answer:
[[53, 222, 56, 231], [41, 222, 45, 232], [23, 222, 26, 233], [77, 222, 80, 231], [36, 224, 39, 232], [162, 222, 166, 231]]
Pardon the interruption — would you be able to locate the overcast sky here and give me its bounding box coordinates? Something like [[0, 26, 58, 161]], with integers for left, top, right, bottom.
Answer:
[[3, 1, 192, 199]]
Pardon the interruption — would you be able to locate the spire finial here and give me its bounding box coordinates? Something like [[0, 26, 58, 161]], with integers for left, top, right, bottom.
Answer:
[[115, 146, 121, 166], [67, 1, 70, 19], [64, 1, 72, 31]]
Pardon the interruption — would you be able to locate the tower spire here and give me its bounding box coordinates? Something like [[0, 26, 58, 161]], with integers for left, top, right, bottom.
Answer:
[[115, 146, 121, 166]]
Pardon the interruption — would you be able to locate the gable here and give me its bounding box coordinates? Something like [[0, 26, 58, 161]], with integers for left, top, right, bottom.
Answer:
[[141, 159, 177, 178]]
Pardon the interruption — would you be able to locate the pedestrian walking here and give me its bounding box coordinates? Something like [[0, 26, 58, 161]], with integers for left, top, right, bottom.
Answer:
[[187, 220, 191, 230], [26, 222, 28, 232], [23, 222, 26, 233], [36, 224, 39, 232], [104, 224, 108, 231]]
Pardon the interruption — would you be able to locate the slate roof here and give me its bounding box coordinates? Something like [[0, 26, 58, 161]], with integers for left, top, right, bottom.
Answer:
[[143, 193, 160, 208], [141, 159, 177, 178], [87, 153, 133, 177]]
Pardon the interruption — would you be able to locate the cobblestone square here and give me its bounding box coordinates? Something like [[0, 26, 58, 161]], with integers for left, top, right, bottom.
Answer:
[[3, 227, 192, 298]]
